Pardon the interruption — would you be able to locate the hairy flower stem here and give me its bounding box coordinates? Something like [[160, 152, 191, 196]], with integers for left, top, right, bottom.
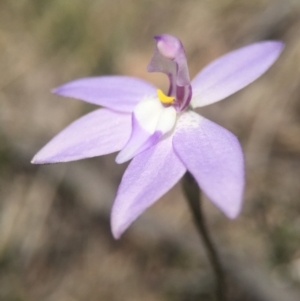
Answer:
[[182, 172, 227, 301]]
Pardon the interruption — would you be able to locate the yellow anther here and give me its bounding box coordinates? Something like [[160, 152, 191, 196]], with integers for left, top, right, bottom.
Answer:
[[157, 89, 175, 104]]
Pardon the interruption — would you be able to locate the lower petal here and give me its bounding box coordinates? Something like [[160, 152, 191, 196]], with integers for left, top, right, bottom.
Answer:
[[111, 134, 186, 239], [32, 109, 132, 164], [173, 111, 245, 218]]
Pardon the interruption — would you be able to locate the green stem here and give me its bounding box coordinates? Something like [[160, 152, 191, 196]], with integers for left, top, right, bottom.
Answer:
[[182, 172, 227, 301]]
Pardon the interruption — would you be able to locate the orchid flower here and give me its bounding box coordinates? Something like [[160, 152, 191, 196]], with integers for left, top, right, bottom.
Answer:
[[32, 35, 284, 239]]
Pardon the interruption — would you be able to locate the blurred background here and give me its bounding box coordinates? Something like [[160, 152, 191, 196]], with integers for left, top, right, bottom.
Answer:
[[1, 0, 300, 300]]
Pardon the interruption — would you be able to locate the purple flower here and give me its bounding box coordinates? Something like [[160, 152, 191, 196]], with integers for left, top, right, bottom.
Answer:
[[32, 34, 284, 238]]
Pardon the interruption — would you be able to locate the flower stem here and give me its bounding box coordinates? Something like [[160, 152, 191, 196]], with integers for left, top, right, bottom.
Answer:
[[182, 172, 227, 301]]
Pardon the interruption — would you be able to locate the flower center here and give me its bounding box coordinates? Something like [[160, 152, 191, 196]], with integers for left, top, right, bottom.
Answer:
[[157, 89, 174, 105]]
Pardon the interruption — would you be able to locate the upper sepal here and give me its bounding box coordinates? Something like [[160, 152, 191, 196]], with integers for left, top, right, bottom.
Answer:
[[53, 76, 157, 113], [191, 41, 284, 108]]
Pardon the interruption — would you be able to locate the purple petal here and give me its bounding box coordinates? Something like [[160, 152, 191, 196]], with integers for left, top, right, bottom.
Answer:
[[111, 135, 186, 239], [32, 109, 131, 164], [191, 41, 284, 107], [53, 76, 157, 113], [173, 111, 244, 218]]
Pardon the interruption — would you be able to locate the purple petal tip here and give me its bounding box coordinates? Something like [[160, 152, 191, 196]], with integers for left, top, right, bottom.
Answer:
[[111, 227, 122, 240], [51, 86, 63, 95], [31, 153, 41, 164], [270, 40, 285, 53], [30, 154, 50, 165], [263, 40, 285, 59], [225, 207, 241, 219], [111, 215, 126, 240], [31, 157, 48, 165]]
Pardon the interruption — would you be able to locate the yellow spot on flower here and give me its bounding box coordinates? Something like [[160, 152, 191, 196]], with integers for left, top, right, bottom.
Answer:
[[157, 89, 174, 104]]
